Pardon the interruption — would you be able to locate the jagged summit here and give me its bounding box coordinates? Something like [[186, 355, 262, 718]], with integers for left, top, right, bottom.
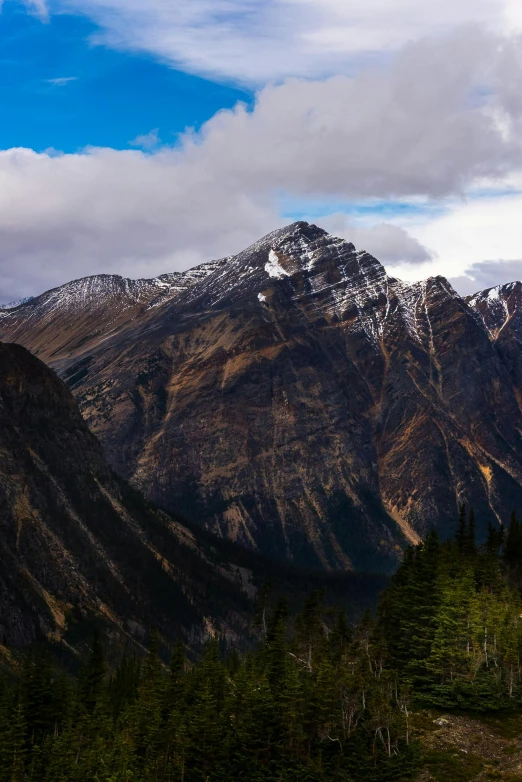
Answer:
[[466, 281, 522, 338], [0, 222, 391, 365], [0, 222, 366, 319], [0, 222, 328, 315], [233, 220, 328, 259], [3, 224, 522, 572]]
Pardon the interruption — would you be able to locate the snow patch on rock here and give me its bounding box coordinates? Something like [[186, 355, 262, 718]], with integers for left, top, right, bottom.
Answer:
[[265, 250, 289, 279]]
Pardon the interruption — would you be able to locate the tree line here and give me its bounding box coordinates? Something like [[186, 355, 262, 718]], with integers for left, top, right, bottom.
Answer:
[[1, 508, 522, 781]]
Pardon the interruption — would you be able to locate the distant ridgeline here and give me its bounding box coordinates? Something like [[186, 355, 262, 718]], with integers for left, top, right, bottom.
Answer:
[[1, 507, 522, 782]]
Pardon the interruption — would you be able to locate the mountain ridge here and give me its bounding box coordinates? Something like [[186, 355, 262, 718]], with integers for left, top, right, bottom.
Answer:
[[3, 222, 522, 572], [0, 340, 247, 648], [0, 339, 386, 655]]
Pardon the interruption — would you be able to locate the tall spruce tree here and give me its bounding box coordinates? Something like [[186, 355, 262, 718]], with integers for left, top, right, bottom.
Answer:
[[79, 630, 106, 714], [505, 511, 522, 566], [456, 503, 467, 554], [465, 507, 477, 557]]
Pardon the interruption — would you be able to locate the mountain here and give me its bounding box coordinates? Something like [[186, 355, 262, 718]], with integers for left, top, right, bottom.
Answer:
[[0, 296, 34, 310], [0, 341, 261, 651], [466, 282, 522, 390], [0, 340, 384, 654], [2, 222, 522, 572]]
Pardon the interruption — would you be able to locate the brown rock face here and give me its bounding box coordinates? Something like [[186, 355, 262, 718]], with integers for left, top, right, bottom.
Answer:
[[0, 342, 260, 648], [3, 222, 522, 572]]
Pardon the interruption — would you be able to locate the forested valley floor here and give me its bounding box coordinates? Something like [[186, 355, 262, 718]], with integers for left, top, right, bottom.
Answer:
[[2, 508, 522, 782]]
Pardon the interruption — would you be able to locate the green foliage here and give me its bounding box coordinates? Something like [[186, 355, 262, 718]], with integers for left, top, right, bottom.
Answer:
[[78, 629, 106, 714], [379, 511, 522, 710], [3, 508, 522, 779], [423, 749, 483, 782], [0, 608, 419, 782]]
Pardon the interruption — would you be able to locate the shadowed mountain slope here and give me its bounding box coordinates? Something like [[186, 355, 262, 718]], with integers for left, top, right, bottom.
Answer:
[[0, 341, 260, 650], [3, 223, 522, 572], [0, 341, 385, 654]]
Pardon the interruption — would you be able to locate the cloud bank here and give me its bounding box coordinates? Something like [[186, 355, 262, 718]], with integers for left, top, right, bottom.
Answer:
[[1, 27, 522, 300]]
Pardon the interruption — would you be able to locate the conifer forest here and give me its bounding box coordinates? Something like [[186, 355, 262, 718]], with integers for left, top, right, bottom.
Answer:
[[2, 509, 522, 782]]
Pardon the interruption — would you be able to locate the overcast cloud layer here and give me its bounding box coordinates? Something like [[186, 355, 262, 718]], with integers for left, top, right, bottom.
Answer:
[[1, 2, 522, 301]]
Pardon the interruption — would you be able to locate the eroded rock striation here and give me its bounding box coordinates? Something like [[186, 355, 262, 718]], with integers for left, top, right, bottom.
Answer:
[[3, 222, 522, 572], [0, 342, 260, 648]]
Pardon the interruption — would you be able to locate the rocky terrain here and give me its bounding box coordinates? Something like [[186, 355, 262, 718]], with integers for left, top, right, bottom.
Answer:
[[0, 340, 384, 654], [0, 341, 260, 651], [3, 222, 522, 572], [414, 710, 522, 781]]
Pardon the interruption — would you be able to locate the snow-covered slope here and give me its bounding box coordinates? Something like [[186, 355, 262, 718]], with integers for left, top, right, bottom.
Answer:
[[466, 282, 522, 339], [0, 262, 224, 368], [0, 221, 462, 358], [0, 296, 34, 310]]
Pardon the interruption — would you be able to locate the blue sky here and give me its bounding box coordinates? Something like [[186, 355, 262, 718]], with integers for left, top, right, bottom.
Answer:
[[0, 1, 251, 152], [0, 0, 522, 302]]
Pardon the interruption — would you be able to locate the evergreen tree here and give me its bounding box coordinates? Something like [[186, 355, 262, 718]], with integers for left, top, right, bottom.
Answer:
[[2, 699, 26, 782], [465, 507, 477, 557], [8, 526, 522, 781], [132, 630, 164, 779], [505, 511, 522, 567], [486, 521, 497, 554], [456, 503, 467, 554], [379, 531, 440, 683], [79, 630, 106, 714], [264, 599, 290, 694]]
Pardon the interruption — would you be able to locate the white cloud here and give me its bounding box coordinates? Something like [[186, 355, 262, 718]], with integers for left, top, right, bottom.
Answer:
[[43, 0, 518, 84], [449, 260, 522, 295], [46, 77, 78, 86], [382, 190, 522, 290], [129, 128, 161, 150], [315, 213, 433, 265], [19, 0, 48, 20], [1, 28, 522, 301], [176, 29, 522, 200]]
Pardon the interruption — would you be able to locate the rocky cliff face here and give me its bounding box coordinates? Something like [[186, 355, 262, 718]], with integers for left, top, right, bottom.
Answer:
[[3, 222, 522, 572], [0, 342, 262, 649]]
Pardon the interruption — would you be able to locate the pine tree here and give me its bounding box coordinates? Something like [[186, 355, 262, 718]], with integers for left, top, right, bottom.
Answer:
[[132, 630, 165, 780], [326, 610, 353, 666], [165, 638, 185, 714], [465, 507, 477, 557], [254, 582, 274, 638], [486, 521, 497, 554], [505, 511, 522, 566], [79, 630, 106, 713], [379, 531, 441, 684], [3, 700, 26, 782], [292, 590, 326, 673], [456, 503, 467, 553], [21, 646, 54, 746], [264, 599, 290, 694]]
